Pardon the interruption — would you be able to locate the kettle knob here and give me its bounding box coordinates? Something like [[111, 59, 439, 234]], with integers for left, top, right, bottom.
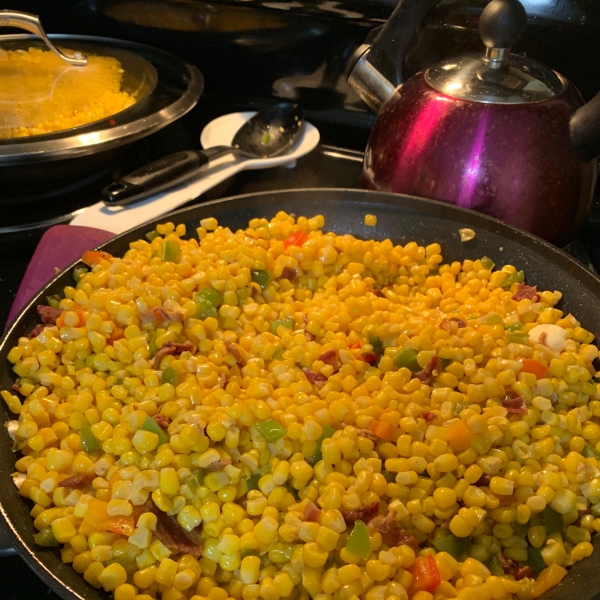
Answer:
[[479, 0, 527, 50]]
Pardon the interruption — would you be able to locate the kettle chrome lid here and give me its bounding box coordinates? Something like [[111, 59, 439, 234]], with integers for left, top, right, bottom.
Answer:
[[425, 0, 564, 104]]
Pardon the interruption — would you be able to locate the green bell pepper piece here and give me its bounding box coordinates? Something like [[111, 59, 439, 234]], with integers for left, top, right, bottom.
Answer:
[[246, 473, 261, 491], [34, 526, 60, 547], [236, 288, 251, 305], [185, 474, 199, 492], [501, 270, 525, 288], [46, 295, 62, 309], [368, 334, 384, 357], [512, 520, 529, 538], [582, 444, 600, 459], [484, 314, 502, 326], [440, 358, 452, 369], [161, 366, 178, 387], [309, 425, 336, 466], [506, 332, 529, 344], [542, 506, 564, 534], [162, 240, 182, 263], [251, 270, 271, 289], [382, 471, 395, 483], [432, 533, 471, 560], [272, 346, 284, 361], [481, 256, 495, 270], [255, 419, 286, 443], [271, 318, 294, 335], [484, 554, 505, 577], [141, 416, 169, 445], [394, 347, 420, 372], [108, 554, 134, 570], [80, 425, 100, 454], [505, 322, 524, 332], [149, 331, 159, 357], [346, 520, 371, 560], [196, 287, 222, 307], [526, 546, 546, 574], [453, 401, 471, 417], [73, 266, 89, 284], [145, 230, 160, 242], [194, 295, 218, 320]]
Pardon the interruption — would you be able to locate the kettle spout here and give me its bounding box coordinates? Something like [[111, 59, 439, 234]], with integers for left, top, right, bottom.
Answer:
[[571, 91, 600, 162], [348, 45, 396, 114]]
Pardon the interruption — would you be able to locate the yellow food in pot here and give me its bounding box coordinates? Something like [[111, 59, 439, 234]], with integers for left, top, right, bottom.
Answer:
[[3, 212, 599, 600], [0, 47, 136, 139]]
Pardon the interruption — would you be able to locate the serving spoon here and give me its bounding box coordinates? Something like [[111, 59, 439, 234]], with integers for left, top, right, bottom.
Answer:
[[101, 102, 304, 206]]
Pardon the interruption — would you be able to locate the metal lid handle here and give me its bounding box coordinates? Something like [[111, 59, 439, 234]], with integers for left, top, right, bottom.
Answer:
[[0, 10, 87, 66]]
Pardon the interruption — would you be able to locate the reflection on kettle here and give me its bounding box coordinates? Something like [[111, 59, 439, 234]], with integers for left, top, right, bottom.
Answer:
[[348, 0, 600, 246]]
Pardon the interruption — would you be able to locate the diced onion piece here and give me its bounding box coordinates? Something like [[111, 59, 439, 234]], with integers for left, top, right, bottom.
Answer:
[[529, 324, 567, 352]]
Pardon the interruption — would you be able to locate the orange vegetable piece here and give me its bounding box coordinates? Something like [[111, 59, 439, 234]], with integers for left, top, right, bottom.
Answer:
[[350, 341, 362, 349], [284, 230, 309, 249], [520, 358, 548, 379], [107, 328, 125, 345], [105, 516, 135, 536], [55, 311, 67, 329], [409, 555, 441, 595], [368, 420, 396, 440], [81, 250, 112, 267], [531, 564, 567, 599], [446, 419, 474, 452], [79, 498, 109, 535]]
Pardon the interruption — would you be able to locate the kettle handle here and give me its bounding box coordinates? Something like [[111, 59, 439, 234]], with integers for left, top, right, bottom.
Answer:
[[368, 0, 442, 87], [571, 92, 600, 163]]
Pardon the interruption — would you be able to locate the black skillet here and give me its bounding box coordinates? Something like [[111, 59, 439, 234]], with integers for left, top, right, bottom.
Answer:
[[1, 188, 600, 600]]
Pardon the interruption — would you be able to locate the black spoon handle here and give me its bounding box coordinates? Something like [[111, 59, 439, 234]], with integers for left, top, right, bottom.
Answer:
[[101, 146, 232, 206]]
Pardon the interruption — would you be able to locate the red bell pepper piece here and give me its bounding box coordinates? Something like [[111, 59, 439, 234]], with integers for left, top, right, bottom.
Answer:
[[284, 231, 309, 249], [409, 555, 441, 595], [519, 358, 548, 379]]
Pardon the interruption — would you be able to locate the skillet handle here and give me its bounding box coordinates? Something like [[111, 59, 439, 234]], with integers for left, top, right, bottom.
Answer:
[[101, 147, 231, 206]]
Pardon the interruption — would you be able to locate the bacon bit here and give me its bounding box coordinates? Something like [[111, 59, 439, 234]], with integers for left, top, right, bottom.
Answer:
[[369, 511, 419, 549], [144, 499, 202, 556], [280, 267, 297, 281], [58, 473, 95, 489], [224, 341, 245, 366], [153, 414, 171, 429], [319, 349, 341, 372], [539, 331, 548, 346], [153, 341, 195, 369], [360, 352, 379, 365], [304, 330, 316, 342], [450, 317, 467, 327], [29, 324, 51, 338], [512, 283, 538, 302], [107, 328, 125, 345], [205, 459, 231, 472], [140, 307, 184, 324], [303, 314, 308, 325], [301, 501, 322, 523], [219, 373, 227, 390], [11, 382, 21, 393], [439, 319, 452, 333], [502, 396, 527, 414], [475, 474, 492, 487], [341, 501, 380, 526], [36, 305, 63, 324], [303, 369, 328, 389], [498, 552, 519, 577], [422, 411, 436, 422], [413, 356, 442, 385], [370, 288, 385, 298], [515, 566, 536, 581]]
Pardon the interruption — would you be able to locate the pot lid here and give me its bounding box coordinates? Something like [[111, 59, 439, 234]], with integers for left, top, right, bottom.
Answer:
[[425, 0, 564, 104], [0, 11, 157, 139]]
